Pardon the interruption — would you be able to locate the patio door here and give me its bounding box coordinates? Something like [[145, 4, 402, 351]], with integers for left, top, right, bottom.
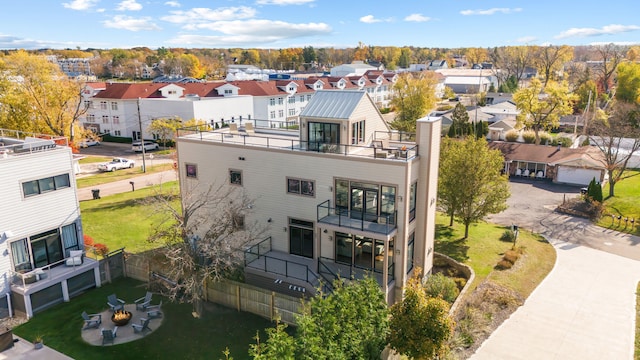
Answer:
[[31, 229, 63, 268], [350, 184, 378, 222], [308, 122, 340, 152]]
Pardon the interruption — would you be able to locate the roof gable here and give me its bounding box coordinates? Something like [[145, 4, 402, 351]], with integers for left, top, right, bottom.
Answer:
[[300, 90, 367, 119]]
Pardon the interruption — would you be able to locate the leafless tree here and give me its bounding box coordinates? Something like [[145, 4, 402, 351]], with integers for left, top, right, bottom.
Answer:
[[592, 44, 626, 95], [145, 181, 266, 317], [588, 101, 640, 197]]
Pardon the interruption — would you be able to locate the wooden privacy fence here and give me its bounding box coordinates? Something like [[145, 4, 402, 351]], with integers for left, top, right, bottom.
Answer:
[[205, 279, 303, 325], [124, 252, 304, 325]]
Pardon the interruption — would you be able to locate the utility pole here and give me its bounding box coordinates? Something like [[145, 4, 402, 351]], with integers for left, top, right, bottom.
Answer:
[[137, 98, 147, 173]]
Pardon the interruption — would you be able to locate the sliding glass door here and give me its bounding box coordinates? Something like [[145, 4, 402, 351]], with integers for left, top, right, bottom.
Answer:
[[308, 122, 340, 152], [31, 229, 63, 268]]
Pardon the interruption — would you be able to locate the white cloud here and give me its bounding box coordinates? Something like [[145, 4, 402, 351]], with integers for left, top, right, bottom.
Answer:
[[555, 24, 640, 39], [359, 15, 392, 24], [164, 1, 180, 7], [167, 19, 331, 46], [516, 36, 537, 44], [460, 8, 522, 16], [404, 13, 430, 22], [256, 0, 314, 4], [161, 7, 256, 24], [103, 15, 161, 31], [62, 0, 99, 11], [116, 0, 142, 11]]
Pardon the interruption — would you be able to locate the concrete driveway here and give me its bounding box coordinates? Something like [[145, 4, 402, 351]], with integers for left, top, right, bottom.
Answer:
[[473, 179, 640, 359]]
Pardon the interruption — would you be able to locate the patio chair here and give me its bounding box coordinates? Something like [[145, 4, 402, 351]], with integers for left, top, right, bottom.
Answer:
[[229, 123, 239, 136], [135, 291, 153, 311], [146, 300, 163, 319], [65, 250, 83, 266], [81, 311, 102, 329], [245, 122, 255, 135], [101, 327, 118, 346], [107, 294, 125, 312], [132, 317, 151, 334]]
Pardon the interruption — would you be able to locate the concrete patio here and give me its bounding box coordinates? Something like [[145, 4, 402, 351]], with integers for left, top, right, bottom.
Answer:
[[81, 304, 164, 346]]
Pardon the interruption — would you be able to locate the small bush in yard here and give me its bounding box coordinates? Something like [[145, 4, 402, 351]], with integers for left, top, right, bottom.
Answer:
[[424, 272, 460, 303], [505, 130, 519, 142], [499, 230, 515, 242], [495, 259, 513, 270], [83, 234, 94, 246], [522, 130, 536, 144], [503, 250, 521, 264], [93, 243, 109, 257]]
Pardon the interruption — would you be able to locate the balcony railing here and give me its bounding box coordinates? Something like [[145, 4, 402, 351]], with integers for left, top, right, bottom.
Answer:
[[317, 200, 397, 235], [244, 237, 329, 293], [10, 250, 91, 288], [177, 125, 418, 162]]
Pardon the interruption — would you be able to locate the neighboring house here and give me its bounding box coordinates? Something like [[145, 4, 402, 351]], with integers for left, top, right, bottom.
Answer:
[[435, 69, 498, 94], [487, 118, 517, 141], [479, 101, 519, 123], [330, 61, 377, 77], [427, 60, 448, 71], [81, 82, 253, 140], [175, 90, 442, 304], [484, 92, 513, 105], [0, 132, 100, 318], [489, 142, 606, 185]]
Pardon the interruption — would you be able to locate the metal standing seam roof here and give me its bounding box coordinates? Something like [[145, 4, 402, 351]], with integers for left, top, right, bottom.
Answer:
[[300, 90, 367, 119]]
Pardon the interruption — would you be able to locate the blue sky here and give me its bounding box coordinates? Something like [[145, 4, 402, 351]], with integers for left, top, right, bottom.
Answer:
[[1, 0, 639, 50]]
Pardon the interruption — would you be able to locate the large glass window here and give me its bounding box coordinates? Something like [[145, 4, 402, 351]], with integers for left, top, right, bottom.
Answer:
[[61, 223, 79, 256], [335, 232, 388, 273], [308, 122, 340, 152], [381, 185, 396, 225], [351, 120, 365, 145], [31, 229, 63, 268], [334, 179, 396, 225], [289, 219, 314, 258], [11, 239, 31, 272], [406, 232, 415, 274], [23, 174, 71, 198], [409, 182, 417, 222]]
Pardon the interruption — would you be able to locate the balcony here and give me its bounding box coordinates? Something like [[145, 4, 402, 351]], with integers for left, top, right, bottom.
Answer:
[[316, 200, 397, 236], [10, 253, 99, 296]]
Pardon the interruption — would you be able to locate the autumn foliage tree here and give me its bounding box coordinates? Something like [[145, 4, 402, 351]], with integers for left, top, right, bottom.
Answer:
[[388, 269, 454, 359], [514, 78, 576, 144], [390, 72, 438, 132]]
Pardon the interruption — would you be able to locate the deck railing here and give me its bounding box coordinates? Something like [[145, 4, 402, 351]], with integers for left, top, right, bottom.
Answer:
[[10, 249, 90, 288], [317, 200, 397, 235]]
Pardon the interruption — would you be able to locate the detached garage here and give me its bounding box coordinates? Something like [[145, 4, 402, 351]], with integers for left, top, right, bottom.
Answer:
[[552, 157, 605, 186]]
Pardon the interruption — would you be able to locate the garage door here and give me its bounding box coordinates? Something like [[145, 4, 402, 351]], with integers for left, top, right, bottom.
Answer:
[[556, 167, 601, 185]]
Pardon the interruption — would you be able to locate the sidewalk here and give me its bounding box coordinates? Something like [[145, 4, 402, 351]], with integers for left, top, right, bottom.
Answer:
[[77, 170, 178, 201]]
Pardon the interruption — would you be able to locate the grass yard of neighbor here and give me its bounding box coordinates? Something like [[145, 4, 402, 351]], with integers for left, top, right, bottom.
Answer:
[[76, 163, 176, 189], [12, 278, 271, 360], [597, 169, 640, 236], [80, 181, 180, 254]]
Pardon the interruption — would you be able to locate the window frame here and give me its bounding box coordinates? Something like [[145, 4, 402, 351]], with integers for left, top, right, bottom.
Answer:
[[287, 177, 315, 197], [229, 169, 243, 186], [185, 163, 198, 178], [406, 232, 415, 274], [409, 182, 417, 222]]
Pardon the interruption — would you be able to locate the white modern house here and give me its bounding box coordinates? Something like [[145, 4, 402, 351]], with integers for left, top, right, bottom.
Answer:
[[435, 69, 497, 94], [330, 61, 378, 77], [174, 90, 441, 304], [0, 131, 100, 318]]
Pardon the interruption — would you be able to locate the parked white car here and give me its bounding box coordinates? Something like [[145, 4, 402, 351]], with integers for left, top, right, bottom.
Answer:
[[97, 157, 135, 172], [132, 141, 159, 152], [78, 138, 100, 148]]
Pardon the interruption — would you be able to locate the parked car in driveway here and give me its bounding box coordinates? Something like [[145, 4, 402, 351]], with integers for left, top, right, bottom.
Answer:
[[132, 141, 159, 152], [97, 157, 135, 172], [79, 138, 101, 148]]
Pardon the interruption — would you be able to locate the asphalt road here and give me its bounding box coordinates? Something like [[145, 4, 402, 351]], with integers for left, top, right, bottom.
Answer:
[[486, 178, 640, 261]]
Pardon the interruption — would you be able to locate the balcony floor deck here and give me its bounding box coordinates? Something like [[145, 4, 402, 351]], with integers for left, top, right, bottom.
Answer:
[[11, 258, 99, 295]]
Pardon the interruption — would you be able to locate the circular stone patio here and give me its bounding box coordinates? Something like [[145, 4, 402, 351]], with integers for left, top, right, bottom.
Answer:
[[81, 304, 164, 346]]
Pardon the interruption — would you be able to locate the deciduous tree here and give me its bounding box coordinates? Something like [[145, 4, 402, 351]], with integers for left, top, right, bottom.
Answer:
[[514, 78, 576, 144], [533, 45, 573, 87], [388, 269, 454, 359], [146, 182, 265, 317], [0, 50, 88, 140], [588, 101, 640, 197], [439, 137, 510, 238], [390, 72, 438, 132], [614, 62, 640, 104]]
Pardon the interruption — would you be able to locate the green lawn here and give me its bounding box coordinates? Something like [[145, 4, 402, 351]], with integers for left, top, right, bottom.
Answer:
[[435, 213, 556, 298], [78, 156, 111, 164], [77, 163, 176, 189], [597, 169, 640, 236], [80, 182, 180, 253], [12, 278, 271, 360]]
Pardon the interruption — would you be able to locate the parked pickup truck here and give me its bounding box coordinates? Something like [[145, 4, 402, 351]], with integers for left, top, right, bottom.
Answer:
[[97, 157, 135, 172]]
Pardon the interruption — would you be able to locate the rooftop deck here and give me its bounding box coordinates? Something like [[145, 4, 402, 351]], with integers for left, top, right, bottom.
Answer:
[[0, 129, 69, 158], [177, 124, 418, 162]]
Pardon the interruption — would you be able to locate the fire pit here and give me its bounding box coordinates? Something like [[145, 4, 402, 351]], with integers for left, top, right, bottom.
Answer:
[[111, 310, 132, 326]]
